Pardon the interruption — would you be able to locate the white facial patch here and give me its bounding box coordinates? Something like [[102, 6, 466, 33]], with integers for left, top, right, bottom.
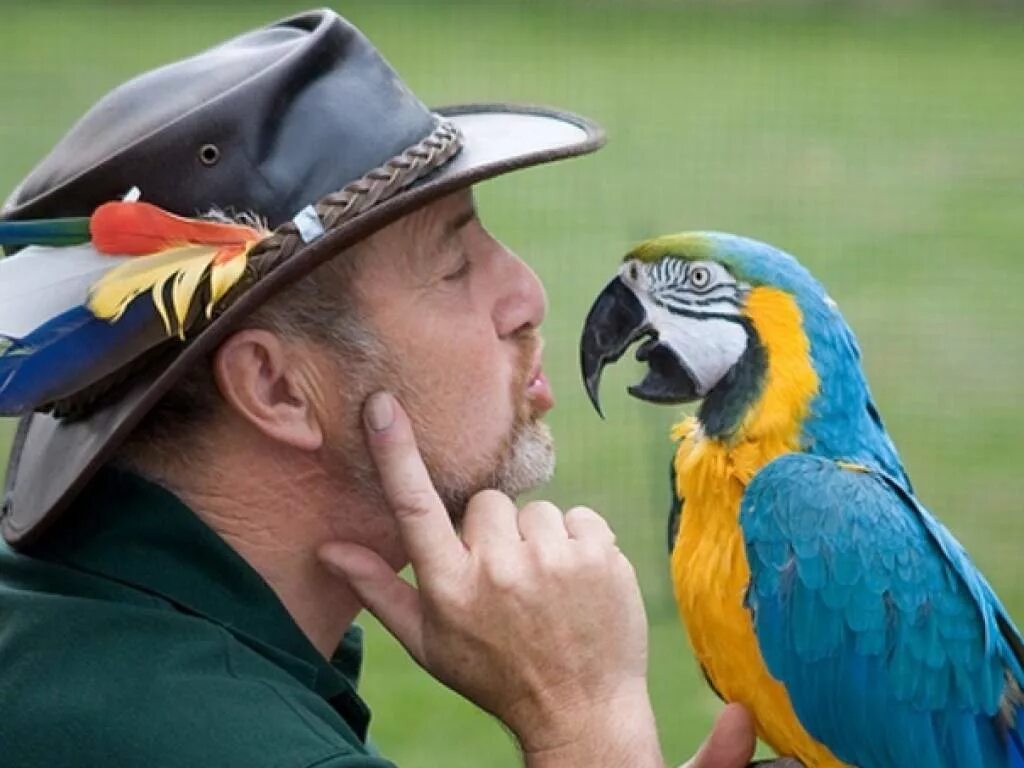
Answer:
[[645, 301, 747, 395], [620, 258, 749, 396]]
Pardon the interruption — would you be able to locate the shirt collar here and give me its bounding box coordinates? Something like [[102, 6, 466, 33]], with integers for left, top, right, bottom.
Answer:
[[31, 467, 369, 734]]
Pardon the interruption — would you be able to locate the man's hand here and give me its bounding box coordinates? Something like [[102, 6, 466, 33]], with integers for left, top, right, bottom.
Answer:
[[319, 391, 781, 768]]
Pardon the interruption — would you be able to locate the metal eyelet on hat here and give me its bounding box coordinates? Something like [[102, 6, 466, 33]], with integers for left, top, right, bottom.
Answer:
[[198, 144, 220, 166]]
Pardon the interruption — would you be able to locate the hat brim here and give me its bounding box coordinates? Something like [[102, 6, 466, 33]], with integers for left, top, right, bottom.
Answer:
[[1, 104, 605, 547]]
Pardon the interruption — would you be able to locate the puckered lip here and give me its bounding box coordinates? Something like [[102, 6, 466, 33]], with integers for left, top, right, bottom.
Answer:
[[525, 341, 555, 414], [527, 350, 543, 387]]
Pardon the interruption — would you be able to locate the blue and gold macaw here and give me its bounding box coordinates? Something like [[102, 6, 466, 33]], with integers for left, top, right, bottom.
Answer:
[[579, 232, 1024, 767]]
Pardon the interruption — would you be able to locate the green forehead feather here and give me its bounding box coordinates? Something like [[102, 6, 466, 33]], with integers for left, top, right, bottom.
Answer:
[[625, 232, 716, 264]]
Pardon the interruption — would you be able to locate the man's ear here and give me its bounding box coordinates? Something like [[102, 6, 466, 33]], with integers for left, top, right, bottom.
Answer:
[[212, 329, 325, 452]]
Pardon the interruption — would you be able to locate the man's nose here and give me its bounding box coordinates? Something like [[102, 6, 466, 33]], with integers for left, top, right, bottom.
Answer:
[[493, 248, 547, 338]]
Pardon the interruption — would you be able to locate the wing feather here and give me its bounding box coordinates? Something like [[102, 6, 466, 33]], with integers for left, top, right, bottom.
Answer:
[[741, 453, 1023, 768]]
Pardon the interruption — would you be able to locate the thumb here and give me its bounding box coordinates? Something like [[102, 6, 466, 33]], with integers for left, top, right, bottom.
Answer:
[[319, 542, 425, 662], [681, 703, 757, 768]]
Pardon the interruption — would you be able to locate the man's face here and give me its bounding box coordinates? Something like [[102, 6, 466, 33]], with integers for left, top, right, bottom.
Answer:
[[328, 190, 555, 521]]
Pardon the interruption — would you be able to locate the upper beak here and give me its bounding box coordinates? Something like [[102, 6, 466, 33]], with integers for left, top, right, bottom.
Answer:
[[579, 276, 649, 417]]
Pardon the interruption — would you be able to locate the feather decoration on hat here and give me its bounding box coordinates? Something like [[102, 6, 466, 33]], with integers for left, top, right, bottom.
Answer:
[[0, 216, 91, 249], [0, 201, 265, 415], [89, 201, 264, 337]]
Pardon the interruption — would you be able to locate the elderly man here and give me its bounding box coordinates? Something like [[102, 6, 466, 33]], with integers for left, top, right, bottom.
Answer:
[[0, 10, 783, 768]]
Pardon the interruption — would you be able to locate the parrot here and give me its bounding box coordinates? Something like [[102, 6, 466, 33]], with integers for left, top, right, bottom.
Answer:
[[578, 232, 1024, 768]]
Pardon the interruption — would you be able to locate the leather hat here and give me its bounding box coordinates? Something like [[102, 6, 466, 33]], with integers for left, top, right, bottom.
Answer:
[[0, 9, 604, 547]]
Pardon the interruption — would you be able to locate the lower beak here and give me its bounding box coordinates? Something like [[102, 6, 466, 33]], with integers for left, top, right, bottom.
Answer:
[[579, 276, 649, 417]]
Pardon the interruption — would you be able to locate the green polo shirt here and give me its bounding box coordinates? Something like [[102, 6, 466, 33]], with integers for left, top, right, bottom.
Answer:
[[0, 467, 395, 767]]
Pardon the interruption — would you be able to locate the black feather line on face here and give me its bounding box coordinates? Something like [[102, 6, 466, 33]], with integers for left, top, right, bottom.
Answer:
[[646, 302, 747, 325], [678, 295, 744, 309], [657, 291, 745, 310], [649, 280, 747, 317], [696, 318, 768, 439]]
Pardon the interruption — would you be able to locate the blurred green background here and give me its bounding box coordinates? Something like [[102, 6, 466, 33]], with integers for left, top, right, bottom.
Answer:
[[2, 1, 1022, 764]]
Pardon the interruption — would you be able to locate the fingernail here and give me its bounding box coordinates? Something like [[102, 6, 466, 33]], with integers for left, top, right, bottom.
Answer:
[[365, 392, 395, 432]]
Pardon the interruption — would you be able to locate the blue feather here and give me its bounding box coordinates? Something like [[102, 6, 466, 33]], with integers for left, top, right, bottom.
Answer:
[[0, 217, 91, 249], [1009, 707, 1023, 768], [741, 454, 1024, 768], [0, 299, 168, 414]]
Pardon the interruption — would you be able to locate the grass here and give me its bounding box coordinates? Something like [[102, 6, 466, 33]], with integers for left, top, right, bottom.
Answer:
[[2, 2, 1023, 764]]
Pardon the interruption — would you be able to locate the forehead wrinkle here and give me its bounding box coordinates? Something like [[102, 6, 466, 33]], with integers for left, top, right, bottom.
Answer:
[[357, 194, 478, 295], [443, 206, 476, 241], [360, 206, 436, 285], [408, 201, 476, 276]]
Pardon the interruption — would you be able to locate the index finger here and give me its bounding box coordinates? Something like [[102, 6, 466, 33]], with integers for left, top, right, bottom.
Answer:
[[363, 391, 464, 577]]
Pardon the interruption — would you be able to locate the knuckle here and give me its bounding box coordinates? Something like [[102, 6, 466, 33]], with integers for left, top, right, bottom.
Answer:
[[369, 422, 413, 455], [567, 545, 611, 579], [578, 541, 610, 566], [481, 556, 522, 592], [526, 542, 560, 572], [565, 505, 602, 526], [566, 506, 616, 541], [468, 488, 514, 512], [522, 499, 561, 516], [530, 543, 578, 582], [391, 488, 439, 518], [564, 504, 597, 520]]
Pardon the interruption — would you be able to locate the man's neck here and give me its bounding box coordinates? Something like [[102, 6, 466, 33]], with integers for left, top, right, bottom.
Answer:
[[166, 454, 378, 659]]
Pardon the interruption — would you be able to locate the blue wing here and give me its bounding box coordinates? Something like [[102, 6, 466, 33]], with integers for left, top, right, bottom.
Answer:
[[741, 453, 1024, 768]]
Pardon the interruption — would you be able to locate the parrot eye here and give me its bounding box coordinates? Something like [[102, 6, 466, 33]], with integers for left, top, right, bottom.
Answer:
[[689, 265, 712, 291], [628, 262, 640, 282]]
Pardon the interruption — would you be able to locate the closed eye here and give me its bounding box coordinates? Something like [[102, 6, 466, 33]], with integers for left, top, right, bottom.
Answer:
[[443, 255, 471, 281]]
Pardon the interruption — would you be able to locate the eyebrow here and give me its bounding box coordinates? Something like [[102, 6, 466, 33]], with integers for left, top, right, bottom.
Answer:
[[442, 206, 476, 241]]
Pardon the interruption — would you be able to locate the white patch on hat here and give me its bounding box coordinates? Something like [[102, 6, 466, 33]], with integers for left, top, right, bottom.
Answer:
[[293, 205, 325, 243]]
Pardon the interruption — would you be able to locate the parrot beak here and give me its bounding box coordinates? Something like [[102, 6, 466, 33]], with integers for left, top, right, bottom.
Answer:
[[580, 275, 705, 417], [579, 276, 651, 417]]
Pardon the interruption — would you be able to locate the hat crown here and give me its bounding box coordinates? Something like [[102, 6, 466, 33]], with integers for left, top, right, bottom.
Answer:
[[3, 9, 437, 228]]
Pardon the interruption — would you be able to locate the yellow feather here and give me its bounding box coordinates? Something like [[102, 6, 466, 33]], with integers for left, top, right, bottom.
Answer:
[[168, 253, 210, 339], [671, 288, 848, 767], [88, 244, 248, 339], [206, 245, 251, 319]]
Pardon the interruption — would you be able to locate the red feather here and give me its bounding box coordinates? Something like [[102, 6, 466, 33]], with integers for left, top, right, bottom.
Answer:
[[90, 201, 261, 256]]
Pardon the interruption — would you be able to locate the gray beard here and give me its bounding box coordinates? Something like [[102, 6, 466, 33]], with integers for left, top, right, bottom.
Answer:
[[434, 418, 555, 526]]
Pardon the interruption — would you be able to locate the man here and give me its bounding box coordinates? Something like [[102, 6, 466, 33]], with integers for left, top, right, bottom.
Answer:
[[0, 10, 789, 767]]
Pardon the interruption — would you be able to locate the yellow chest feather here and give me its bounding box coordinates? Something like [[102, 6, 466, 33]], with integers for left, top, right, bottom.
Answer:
[[668, 287, 848, 766]]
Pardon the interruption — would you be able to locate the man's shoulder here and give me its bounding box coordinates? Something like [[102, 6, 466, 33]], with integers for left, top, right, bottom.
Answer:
[[0, 556, 389, 767]]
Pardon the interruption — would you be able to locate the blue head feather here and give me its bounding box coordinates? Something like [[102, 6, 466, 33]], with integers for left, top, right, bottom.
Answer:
[[678, 232, 911, 487]]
